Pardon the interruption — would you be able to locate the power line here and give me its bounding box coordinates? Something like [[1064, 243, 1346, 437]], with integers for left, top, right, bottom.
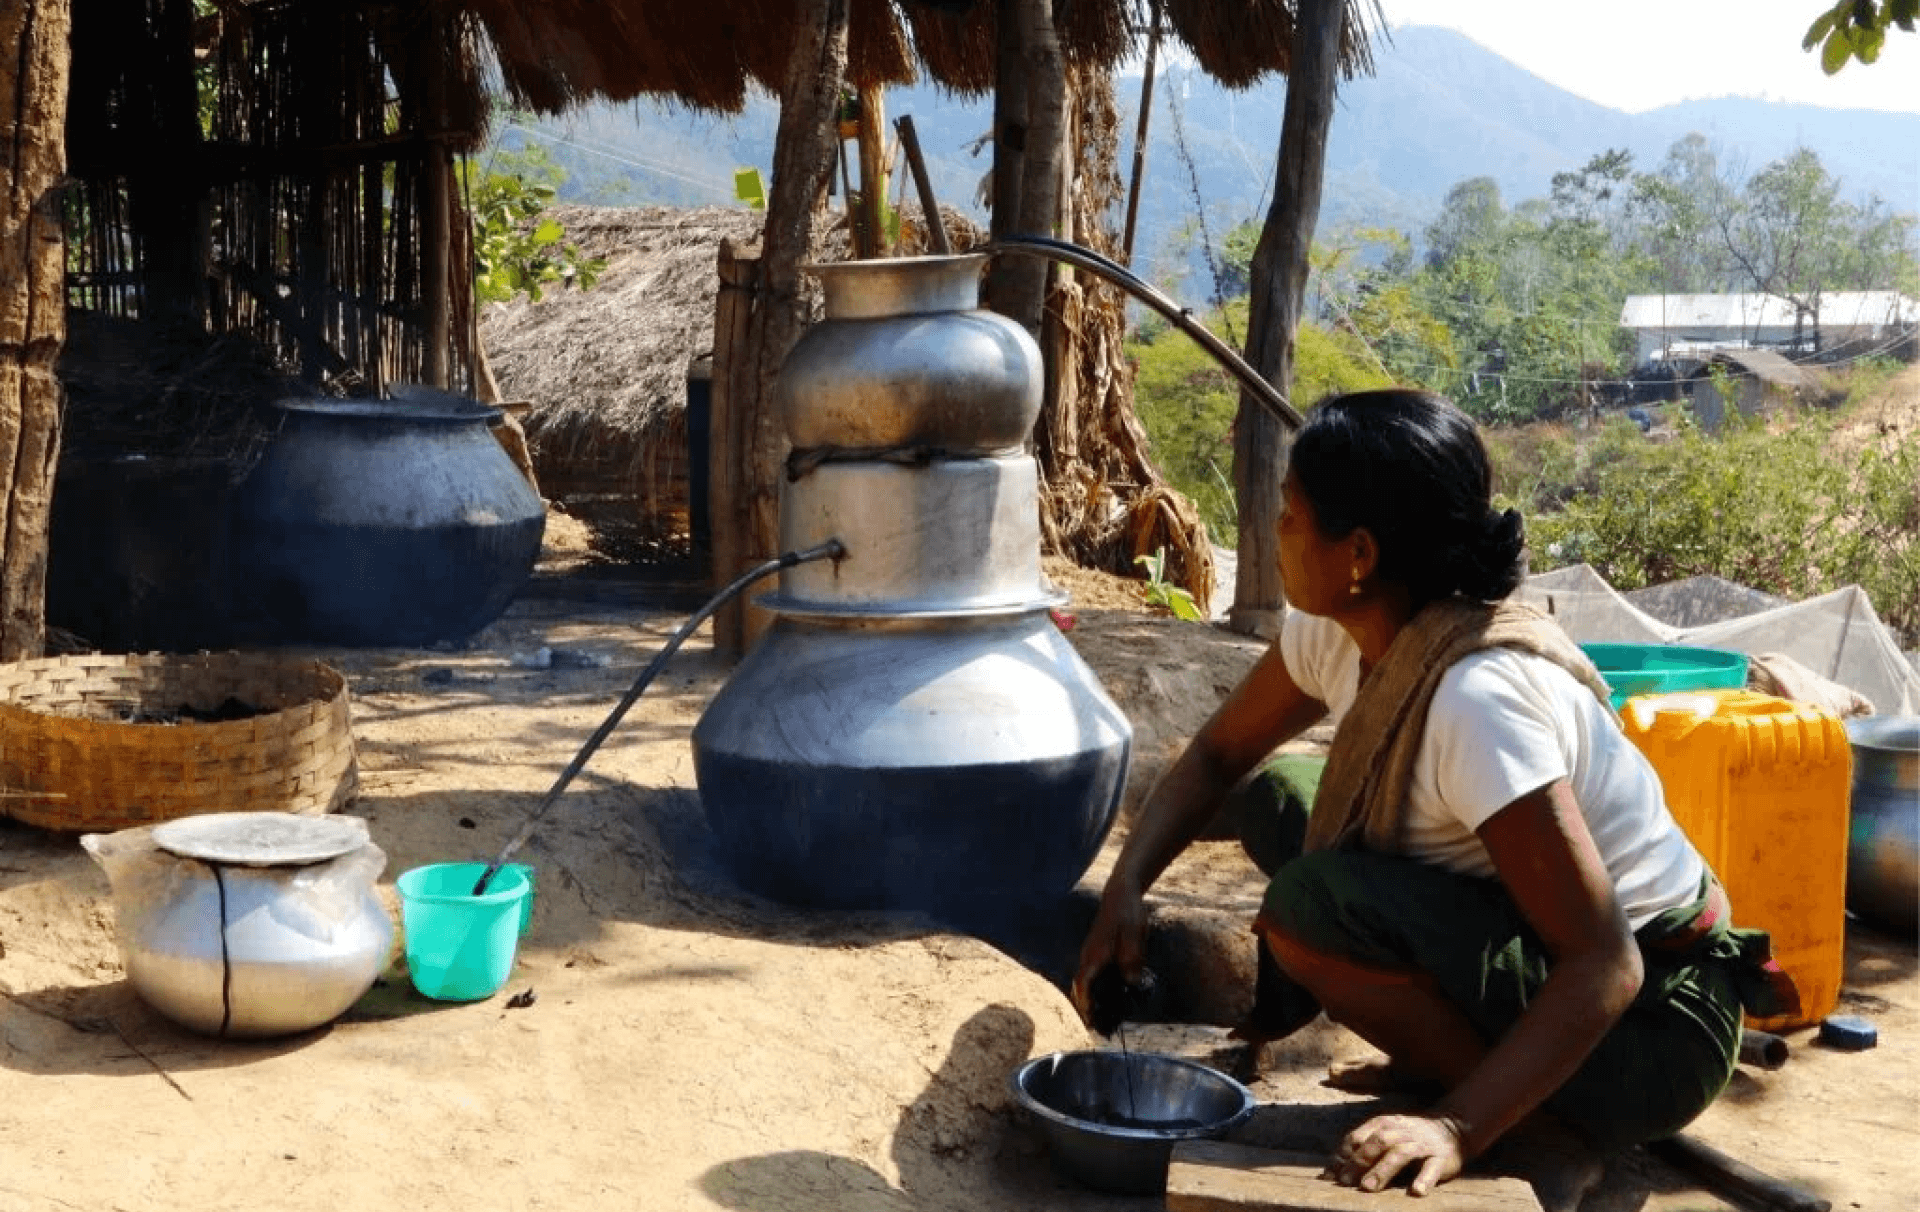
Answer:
[[501, 122, 737, 202]]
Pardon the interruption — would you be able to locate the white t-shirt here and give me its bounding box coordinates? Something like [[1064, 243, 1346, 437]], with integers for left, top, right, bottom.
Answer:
[[1281, 610, 1705, 930]]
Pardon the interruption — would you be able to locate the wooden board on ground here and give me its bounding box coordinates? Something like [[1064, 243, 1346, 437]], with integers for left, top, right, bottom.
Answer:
[[1167, 1140, 1543, 1212]]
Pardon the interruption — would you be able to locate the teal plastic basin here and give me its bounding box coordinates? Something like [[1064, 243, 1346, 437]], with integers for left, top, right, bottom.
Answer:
[[1579, 643, 1750, 711], [396, 862, 534, 1002]]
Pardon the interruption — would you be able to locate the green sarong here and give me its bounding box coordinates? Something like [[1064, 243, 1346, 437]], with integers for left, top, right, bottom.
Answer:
[[1253, 850, 1758, 1151]]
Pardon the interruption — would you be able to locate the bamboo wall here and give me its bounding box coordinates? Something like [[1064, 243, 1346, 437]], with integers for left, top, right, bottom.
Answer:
[[62, 0, 475, 396]]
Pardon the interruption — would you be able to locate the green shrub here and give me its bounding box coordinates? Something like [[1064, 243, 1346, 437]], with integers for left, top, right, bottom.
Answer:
[[467, 146, 605, 304], [1527, 411, 1920, 645]]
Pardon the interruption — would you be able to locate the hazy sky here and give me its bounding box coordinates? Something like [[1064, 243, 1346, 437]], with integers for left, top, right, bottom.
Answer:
[[1381, 0, 1920, 114]]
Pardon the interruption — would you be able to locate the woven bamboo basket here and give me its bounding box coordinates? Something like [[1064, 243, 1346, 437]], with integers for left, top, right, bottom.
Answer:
[[0, 652, 357, 832]]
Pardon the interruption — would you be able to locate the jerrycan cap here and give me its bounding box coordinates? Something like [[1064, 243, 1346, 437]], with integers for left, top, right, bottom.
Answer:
[[1624, 692, 1721, 732]]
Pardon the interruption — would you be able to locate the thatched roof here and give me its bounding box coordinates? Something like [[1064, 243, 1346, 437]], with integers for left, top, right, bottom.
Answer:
[[481, 203, 985, 544], [467, 0, 1384, 115], [482, 206, 767, 477]]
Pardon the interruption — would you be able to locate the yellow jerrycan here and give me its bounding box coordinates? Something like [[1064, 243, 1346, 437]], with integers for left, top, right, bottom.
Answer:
[[1620, 689, 1853, 1031]]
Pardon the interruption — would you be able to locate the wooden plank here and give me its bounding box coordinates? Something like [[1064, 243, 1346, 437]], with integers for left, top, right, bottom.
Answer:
[[1167, 1141, 1542, 1212]]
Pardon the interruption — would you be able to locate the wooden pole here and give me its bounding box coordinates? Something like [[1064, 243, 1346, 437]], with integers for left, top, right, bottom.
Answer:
[[984, 0, 1029, 318], [420, 17, 452, 388], [855, 83, 889, 257], [837, 136, 859, 254], [0, 0, 72, 661], [709, 238, 760, 657], [1121, 1, 1162, 265], [895, 115, 950, 254], [714, 0, 849, 657], [1231, 0, 1343, 638]]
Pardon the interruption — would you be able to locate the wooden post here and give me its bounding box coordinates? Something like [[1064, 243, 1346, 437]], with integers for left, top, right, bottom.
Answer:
[[1231, 0, 1343, 639], [420, 17, 452, 388], [714, 0, 849, 658], [993, 0, 1066, 334], [0, 0, 72, 661], [984, 0, 1028, 318], [855, 84, 889, 257], [1121, 1, 1162, 265], [895, 116, 950, 254], [709, 237, 761, 658]]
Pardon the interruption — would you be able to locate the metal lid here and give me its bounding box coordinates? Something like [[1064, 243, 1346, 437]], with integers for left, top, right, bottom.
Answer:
[[152, 812, 370, 866]]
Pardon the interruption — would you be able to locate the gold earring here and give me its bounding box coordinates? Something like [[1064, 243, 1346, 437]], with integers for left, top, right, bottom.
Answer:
[[1349, 569, 1364, 597]]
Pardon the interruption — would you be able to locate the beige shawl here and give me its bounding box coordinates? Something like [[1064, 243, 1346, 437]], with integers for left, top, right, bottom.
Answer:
[[1302, 597, 1616, 855]]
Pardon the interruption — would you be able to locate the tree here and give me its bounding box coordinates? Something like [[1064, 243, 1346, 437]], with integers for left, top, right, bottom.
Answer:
[[1628, 134, 1738, 293], [1424, 177, 1505, 270], [1714, 149, 1858, 351], [1231, 0, 1346, 637], [711, 0, 850, 654], [1805, 0, 1916, 72], [1, 0, 71, 660], [985, 0, 1066, 332]]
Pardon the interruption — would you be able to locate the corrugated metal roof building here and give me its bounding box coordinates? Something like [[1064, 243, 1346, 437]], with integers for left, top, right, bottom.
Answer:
[[1619, 292, 1919, 363]]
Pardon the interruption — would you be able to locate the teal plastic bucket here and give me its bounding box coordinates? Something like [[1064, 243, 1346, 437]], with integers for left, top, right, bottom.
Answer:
[[1579, 643, 1749, 711], [396, 862, 534, 1001]]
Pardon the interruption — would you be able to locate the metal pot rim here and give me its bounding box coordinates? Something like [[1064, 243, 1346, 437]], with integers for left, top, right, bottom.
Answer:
[[1008, 1050, 1258, 1141], [273, 398, 497, 425], [1845, 715, 1920, 753], [802, 254, 989, 320]]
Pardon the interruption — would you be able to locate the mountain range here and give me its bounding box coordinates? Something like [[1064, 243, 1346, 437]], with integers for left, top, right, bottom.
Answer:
[[503, 24, 1920, 305]]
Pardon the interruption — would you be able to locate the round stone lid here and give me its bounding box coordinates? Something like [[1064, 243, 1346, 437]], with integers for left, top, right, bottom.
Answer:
[[152, 812, 370, 866]]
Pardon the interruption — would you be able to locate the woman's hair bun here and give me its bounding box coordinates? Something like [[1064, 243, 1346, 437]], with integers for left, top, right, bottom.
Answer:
[[1452, 507, 1526, 602]]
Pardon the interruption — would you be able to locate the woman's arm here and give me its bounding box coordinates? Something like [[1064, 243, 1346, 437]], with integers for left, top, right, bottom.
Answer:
[[1071, 643, 1328, 1015], [1337, 779, 1643, 1193], [1436, 779, 1644, 1153]]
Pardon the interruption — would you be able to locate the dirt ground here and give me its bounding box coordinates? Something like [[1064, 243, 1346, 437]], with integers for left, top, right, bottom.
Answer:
[[0, 529, 1914, 1212]]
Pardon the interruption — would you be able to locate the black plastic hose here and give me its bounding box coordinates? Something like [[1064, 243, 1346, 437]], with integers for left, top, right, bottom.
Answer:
[[989, 233, 1306, 433], [470, 539, 846, 895]]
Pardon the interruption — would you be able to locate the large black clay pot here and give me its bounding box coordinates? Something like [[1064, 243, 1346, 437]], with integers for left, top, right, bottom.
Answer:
[[231, 397, 544, 646]]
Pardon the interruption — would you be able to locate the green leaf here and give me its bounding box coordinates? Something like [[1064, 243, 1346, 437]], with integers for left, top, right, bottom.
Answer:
[[1166, 589, 1206, 622], [1820, 26, 1854, 73], [1804, 2, 1843, 47], [532, 219, 564, 245]]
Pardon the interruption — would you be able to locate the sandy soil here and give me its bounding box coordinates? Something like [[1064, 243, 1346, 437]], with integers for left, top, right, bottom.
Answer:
[[0, 532, 1913, 1212]]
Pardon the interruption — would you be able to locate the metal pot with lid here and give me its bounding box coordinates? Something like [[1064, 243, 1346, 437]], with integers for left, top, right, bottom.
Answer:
[[84, 812, 394, 1038]]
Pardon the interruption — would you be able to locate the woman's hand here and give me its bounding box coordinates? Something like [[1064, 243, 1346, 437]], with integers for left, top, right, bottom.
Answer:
[[1070, 877, 1148, 1026], [1326, 1112, 1468, 1196], [1068, 644, 1326, 1030]]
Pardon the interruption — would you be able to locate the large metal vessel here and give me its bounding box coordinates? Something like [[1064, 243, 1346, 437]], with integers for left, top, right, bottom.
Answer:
[[230, 395, 544, 647], [693, 255, 1130, 915], [1845, 715, 1919, 935]]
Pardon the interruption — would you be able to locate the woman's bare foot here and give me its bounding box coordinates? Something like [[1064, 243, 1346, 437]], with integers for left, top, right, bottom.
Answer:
[[1323, 1053, 1440, 1096]]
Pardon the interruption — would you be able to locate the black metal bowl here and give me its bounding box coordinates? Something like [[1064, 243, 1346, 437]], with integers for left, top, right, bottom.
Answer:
[[1009, 1050, 1257, 1195]]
